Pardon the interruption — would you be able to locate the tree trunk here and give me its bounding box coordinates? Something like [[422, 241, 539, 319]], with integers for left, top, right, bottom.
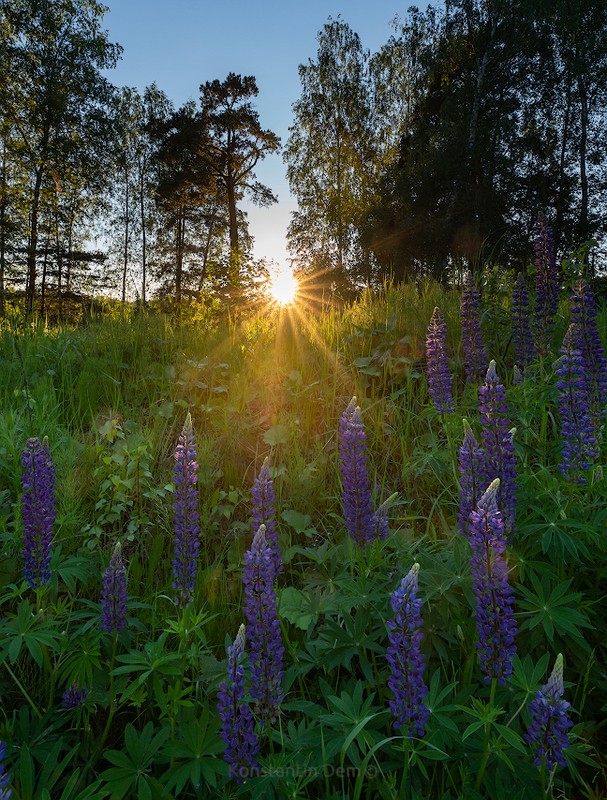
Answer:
[[26, 166, 44, 316], [122, 165, 129, 306], [139, 164, 147, 306], [577, 72, 590, 255]]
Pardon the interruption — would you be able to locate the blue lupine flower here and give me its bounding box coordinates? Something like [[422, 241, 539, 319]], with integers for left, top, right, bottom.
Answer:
[[242, 525, 284, 722], [101, 542, 128, 634], [252, 459, 282, 577], [217, 625, 260, 783], [425, 306, 454, 413], [172, 413, 200, 607], [569, 278, 607, 412], [468, 480, 517, 684], [21, 436, 56, 589], [458, 419, 487, 537], [61, 680, 88, 709], [339, 398, 375, 545], [511, 272, 536, 369], [525, 654, 573, 770], [0, 740, 11, 800], [461, 271, 488, 383], [386, 563, 430, 737]]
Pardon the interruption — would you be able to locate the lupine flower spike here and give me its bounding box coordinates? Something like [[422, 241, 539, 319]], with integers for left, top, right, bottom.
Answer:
[[461, 271, 488, 383], [0, 740, 11, 800], [242, 525, 284, 722], [425, 306, 454, 413], [339, 398, 375, 545], [458, 420, 487, 537], [387, 563, 430, 737], [101, 542, 128, 633], [252, 458, 282, 576], [217, 625, 260, 783], [534, 213, 559, 356], [525, 654, 573, 770], [511, 272, 535, 369], [62, 680, 88, 709], [21, 436, 56, 589], [479, 361, 517, 535], [569, 278, 607, 413], [469, 479, 517, 684], [554, 324, 598, 483], [172, 412, 200, 607]]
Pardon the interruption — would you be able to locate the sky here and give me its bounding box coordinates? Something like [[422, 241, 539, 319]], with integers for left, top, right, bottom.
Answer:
[[101, 0, 413, 271]]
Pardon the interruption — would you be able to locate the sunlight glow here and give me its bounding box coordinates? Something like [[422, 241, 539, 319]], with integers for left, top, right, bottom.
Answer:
[[268, 267, 299, 305]]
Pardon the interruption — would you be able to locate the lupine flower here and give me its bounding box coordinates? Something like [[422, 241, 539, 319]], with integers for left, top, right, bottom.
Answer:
[[61, 680, 88, 709], [373, 490, 396, 540], [534, 213, 559, 356], [425, 306, 454, 413], [386, 563, 430, 737], [469, 479, 517, 684], [554, 324, 598, 483], [252, 458, 282, 577], [242, 525, 284, 722], [512, 364, 523, 385], [217, 625, 260, 783], [569, 278, 607, 412], [458, 420, 487, 537], [479, 361, 517, 535], [339, 398, 375, 545], [101, 542, 128, 633], [0, 740, 11, 800], [172, 413, 200, 607], [525, 653, 573, 770], [21, 436, 56, 589], [461, 271, 488, 383], [511, 272, 536, 369]]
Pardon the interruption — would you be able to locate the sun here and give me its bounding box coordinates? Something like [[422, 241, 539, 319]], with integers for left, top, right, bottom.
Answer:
[[268, 267, 298, 306]]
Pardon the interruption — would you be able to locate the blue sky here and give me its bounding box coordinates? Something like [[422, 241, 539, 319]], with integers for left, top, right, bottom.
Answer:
[[102, 0, 411, 268]]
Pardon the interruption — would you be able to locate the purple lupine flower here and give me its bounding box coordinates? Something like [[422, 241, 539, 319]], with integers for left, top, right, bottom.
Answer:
[[554, 324, 598, 483], [101, 542, 128, 633], [242, 525, 284, 722], [339, 398, 375, 545], [525, 653, 573, 770], [252, 459, 282, 577], [534, 213, 559, 356], [479, 361, 517, 535], [511, 272, 536, 369], [468, 479, 517, 684], [61, 680, 88, 709], [461, 271, 488, 383], [387, 563, 430, 737], [569, 278, 607, 412], [21, 436, 56, 589], [217, 624, 260, 783], [373, 491, 396, 540], [172, 413, 200, 607], [425, 306, 454, 413], [458, 420, 487, 537], [0, 741, 11, 800]]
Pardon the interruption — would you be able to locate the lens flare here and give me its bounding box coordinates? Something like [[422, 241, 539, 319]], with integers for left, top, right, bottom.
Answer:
[[268, 268, 298, 306]]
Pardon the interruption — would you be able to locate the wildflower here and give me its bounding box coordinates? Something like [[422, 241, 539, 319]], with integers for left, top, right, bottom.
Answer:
[[21, 436, 56, 589], [525, 654, 573, 770], [339, 398, 375, 545], [511, 272, 536, 368], [242, 525, 284, 722], [554, 324, 598, 482], [387, 563, 429, 737], [425, 307, 454, 413], [0, 740, 11, 800], [101, 542, 128, 633], [217, 625, 260, 783], [61, 680, 88, 709], [479, 361, 517, 534], [469, 480, 517, 684], [569, 278, 607, 412], [461, 271, 488, 383], [172, 413, 200, 607], [534, 213, 559, 355], [252, 458, 282, 577], [458, 420, 487, 537], [373, 490, 396, 540]]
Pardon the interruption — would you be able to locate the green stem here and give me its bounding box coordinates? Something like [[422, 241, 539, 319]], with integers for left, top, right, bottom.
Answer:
[[398, 740, 409, 800], [474, 678, 497, 791], [3, 662, 42, 718]]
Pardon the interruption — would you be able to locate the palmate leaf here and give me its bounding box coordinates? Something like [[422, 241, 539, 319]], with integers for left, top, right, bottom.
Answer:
[[517, 575, 592, 648], [101, 722, 170, 800], [0, 598, 63, 667]]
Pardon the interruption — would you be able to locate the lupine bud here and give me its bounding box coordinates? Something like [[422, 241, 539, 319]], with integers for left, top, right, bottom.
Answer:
[[525, 654, 573, 770], [252, 459, 282, 577], [172, 413, 200, 607], [512, 364, 523, 385], [461, 271, 488, 383], [242, 525, 284, 722], [0, 740, 11, 800], [554, 324, 598, 483], [101, 542, 128, 633], [425, 307, 454, 413], [21, 436, 56, 589], [569, 278, 607, 412], [217, 625, 260, 783], [61, 680, 88, 709], [386, 563, 430, 737], [458, 420, 487, 537], [511, 273, 536, 368], [469, 480, 517, 684], [339, 398, 375, 545], [534, 213, 559, 356], [373, 491, 397, 540]]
